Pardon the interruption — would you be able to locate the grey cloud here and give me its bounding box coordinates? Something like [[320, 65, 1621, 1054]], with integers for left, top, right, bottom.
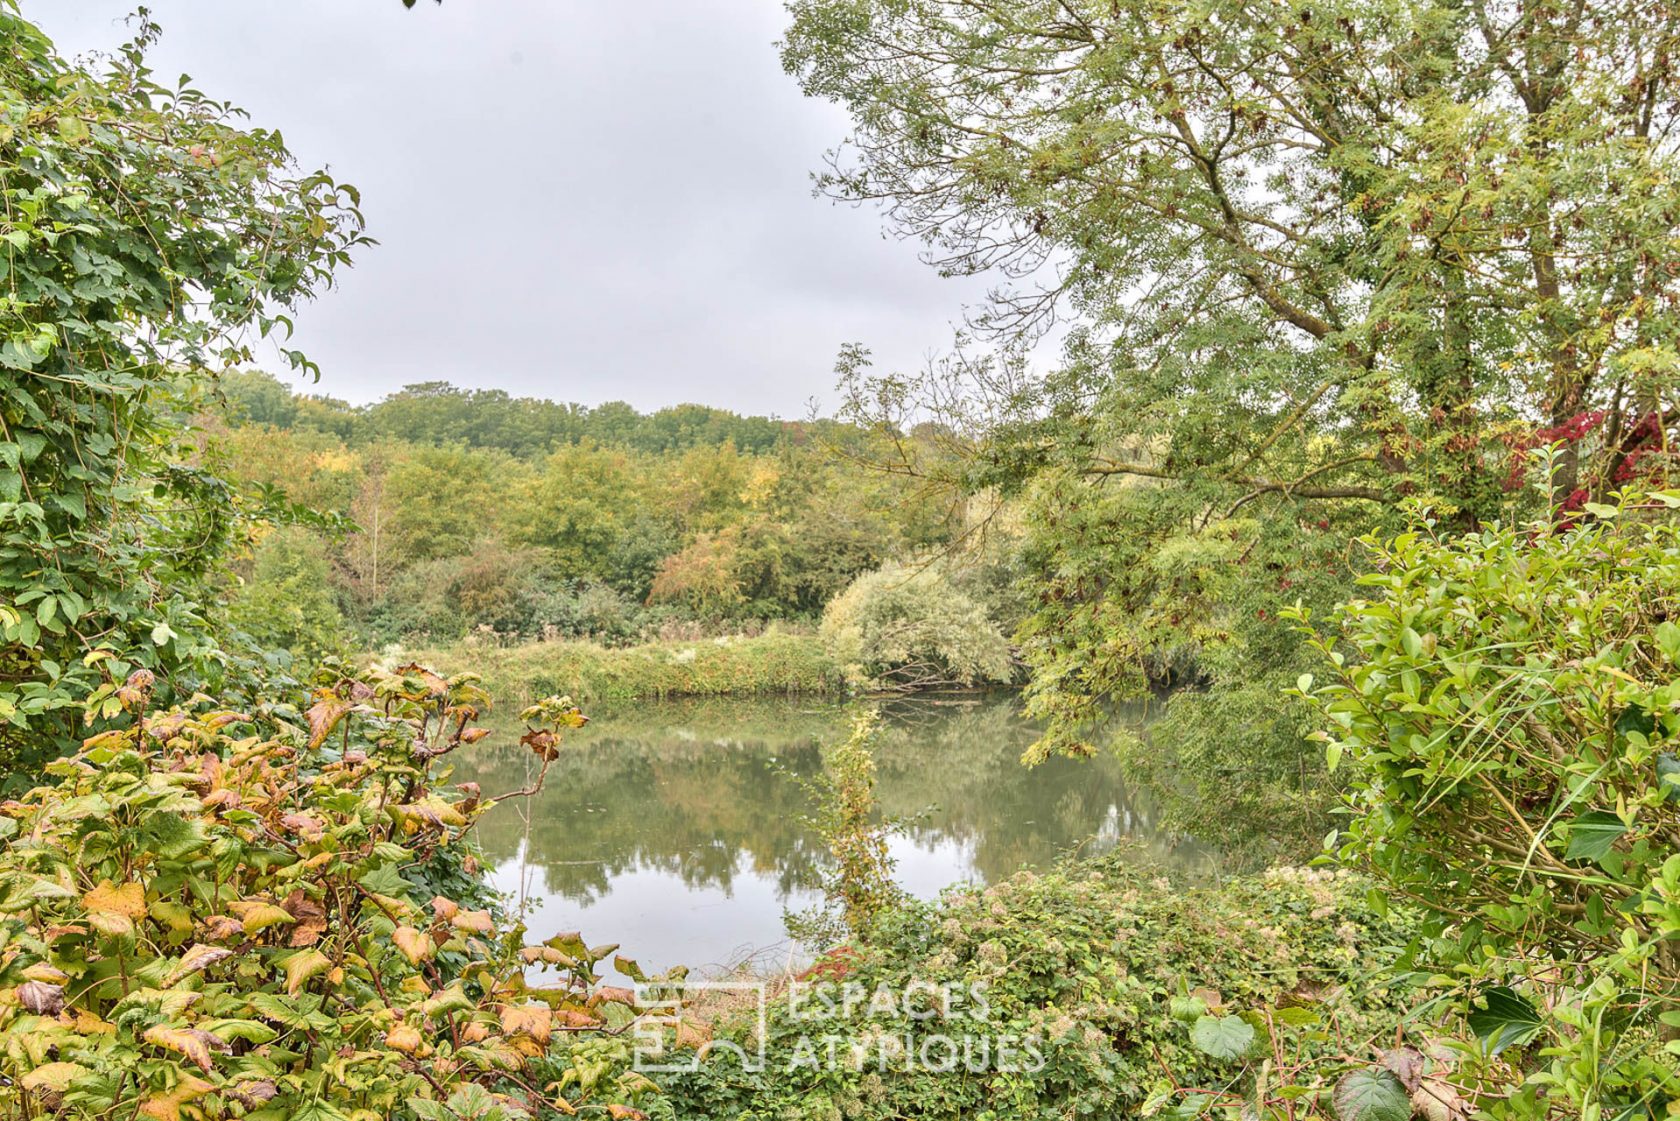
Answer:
[[30, 0, 989, 415]]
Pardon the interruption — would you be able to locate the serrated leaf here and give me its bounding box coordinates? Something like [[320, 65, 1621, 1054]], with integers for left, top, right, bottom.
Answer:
[[1189, 1014, 1255, 1061], [1331, 1068, 1411, 1121], [282, 949, 331, 995]]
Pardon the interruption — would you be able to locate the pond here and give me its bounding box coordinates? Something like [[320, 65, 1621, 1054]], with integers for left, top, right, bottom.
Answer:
[[452, 693, 1212, 976]]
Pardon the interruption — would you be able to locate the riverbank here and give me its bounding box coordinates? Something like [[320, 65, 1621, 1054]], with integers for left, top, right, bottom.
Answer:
[[401, 631, 844, 703], [615, 851, 1421, 1119]]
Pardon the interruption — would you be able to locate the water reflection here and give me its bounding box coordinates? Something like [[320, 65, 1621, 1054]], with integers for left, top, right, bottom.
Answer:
[[452, 694, 1209, 973]]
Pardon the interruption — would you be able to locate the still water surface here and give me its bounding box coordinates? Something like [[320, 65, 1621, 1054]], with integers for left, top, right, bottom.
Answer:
[[453, 694, 1206, 975]]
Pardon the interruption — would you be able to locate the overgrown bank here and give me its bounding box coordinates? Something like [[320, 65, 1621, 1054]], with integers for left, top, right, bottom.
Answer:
[[407, 632, 845, 704], [646, 854, 1422, 1120]]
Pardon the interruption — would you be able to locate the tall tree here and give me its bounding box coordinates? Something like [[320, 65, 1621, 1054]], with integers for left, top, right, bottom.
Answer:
[[783, 0, 1680, 842]]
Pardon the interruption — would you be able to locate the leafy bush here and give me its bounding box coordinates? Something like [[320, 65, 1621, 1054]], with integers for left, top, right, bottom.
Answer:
[[0, 7, 365, 766], [372, 548, 644, 645], [1297, 492, 1680, 1117], [414, 633, 843, 704], [226, 528, 349, 668], [667, 855, 1417, 1120], [820, 562, 1013, 691], [0, 662, 665, 1121]]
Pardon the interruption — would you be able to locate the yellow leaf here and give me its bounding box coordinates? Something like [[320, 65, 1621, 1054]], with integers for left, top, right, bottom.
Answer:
[[283, 949, 332, 995], [393, 926, 433, 965], [451, 909, 493, 934], [82, 880, 145, 937], [21, 1061, 87, 1092], [385, 1023, 425, 1055], [227, 901, 296, 935], [499, 1003, 553, 1045], [141, 1025, 225, 1073]]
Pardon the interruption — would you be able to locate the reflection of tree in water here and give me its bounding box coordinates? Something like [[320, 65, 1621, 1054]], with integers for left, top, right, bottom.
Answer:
[[454, 694, 1215, 907]]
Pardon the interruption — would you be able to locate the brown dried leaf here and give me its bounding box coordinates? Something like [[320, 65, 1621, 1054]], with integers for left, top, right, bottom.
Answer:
[[304, 698, 353, 750], [281, 890, 327, 948], [520, 728, 561, 761], [17, 980, 64, 1015]]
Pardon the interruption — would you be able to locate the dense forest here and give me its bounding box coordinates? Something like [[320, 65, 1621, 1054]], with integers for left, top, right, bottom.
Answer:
[[201, 372, 985, 656], [1, 1, 1678, 1120]]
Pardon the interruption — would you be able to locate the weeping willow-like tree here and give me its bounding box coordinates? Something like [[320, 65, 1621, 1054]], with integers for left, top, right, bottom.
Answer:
[[782, 0, 1680, 847]]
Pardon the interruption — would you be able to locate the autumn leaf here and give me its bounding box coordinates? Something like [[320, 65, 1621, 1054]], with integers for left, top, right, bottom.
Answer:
[[199, 914, 245, 942], [141, 1025, 228, 1073], [282, 949, 332, 995], [279, 812, 326, 843], [499, 1003, 553, 1045], [385, 1023, 425, 1055], [281, 890, 327, 948], [520, 728, 560, 761], [451, 909, 494, 934], [594, 986, 638, 1008], [304, 697, 353, 750], [393, 926, 434, 964], [82, 880, 146, 936], [394, 663, 451, 696], [228, 900, 295, 935], [21, 1061, 87, 1093], [17, 980, 64, 1014], [164, 944, 234, 986]]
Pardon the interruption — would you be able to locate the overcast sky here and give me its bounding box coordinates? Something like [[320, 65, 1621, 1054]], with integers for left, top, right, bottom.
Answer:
[[28, 1, 992, 416]]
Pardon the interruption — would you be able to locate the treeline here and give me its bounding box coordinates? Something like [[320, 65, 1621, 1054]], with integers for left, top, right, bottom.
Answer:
[[203, 373, 963, 658], [220, 372, 795, 455]]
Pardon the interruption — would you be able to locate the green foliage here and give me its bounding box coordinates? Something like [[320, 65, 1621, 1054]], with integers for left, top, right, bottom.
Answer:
[[819, 561, 1013, 691], [785, 710, 903, 948], [1298, 491, 1680, 1116], [781, 0, 1680, 864], [412, 632, 844, 705], [666, 857, 1418, 1120], [226, 528, 348, 669], [0, 661, 663, 1120], [204, 378, 966, 644], [0, 6, 365, 765]]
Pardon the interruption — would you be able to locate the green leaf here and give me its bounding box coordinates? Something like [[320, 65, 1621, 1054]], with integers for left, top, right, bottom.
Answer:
[[1331, 1068, 1411, 1121], [1658, 753, 1680, 804], [1467, 986, 1543, 1055], [1563, 810, 1626, 863], [1658, 621, 1680, 664], [1188, 1014, 1255, 1061]]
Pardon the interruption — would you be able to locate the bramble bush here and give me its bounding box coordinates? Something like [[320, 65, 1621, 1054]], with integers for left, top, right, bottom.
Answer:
[[667, 853, 1419, 1121], [0, 660, 668, 1121]]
